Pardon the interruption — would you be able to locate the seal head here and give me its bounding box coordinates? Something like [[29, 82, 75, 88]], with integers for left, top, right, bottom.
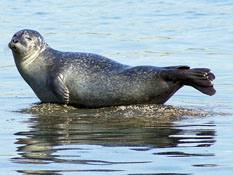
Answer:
[[9, 29, 47, 64]]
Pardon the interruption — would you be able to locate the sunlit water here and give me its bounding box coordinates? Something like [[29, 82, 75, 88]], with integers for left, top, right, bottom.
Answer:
[[1, 0, 233, 174]]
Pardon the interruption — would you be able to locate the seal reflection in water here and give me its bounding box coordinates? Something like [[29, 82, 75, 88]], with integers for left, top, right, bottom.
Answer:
[[9, 29, 216, 108]]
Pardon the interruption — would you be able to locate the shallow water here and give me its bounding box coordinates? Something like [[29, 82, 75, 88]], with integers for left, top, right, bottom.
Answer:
[[1, 0, 233, 174]]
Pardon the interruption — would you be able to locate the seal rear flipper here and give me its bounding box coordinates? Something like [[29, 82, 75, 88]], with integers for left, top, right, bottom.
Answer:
[[183, 69, 216, 96], [182, 68, 216, 95], [48, 74, 70, 104], [160, 67, 216, 96], [189, 84, 216, 96], [164, 65, 190, 70]]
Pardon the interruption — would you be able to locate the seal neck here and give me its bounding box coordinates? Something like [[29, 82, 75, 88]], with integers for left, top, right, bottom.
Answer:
[[15, 44, 47, 68]]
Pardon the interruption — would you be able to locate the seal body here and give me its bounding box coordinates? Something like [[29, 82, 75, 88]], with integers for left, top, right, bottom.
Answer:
[[9, 29, 216, 108]]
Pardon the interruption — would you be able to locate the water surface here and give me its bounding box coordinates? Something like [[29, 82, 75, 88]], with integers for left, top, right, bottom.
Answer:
[[1, 0, 233, 174]]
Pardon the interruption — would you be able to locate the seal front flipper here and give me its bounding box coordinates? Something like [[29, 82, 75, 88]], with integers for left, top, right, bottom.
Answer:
[[48, 73, 70, 104]]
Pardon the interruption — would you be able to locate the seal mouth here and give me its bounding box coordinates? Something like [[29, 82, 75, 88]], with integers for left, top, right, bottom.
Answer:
[[8, 41, 18, 51]]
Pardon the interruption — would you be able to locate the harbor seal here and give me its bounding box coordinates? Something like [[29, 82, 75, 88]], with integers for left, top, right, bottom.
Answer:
[[9, 29, 216, 108]]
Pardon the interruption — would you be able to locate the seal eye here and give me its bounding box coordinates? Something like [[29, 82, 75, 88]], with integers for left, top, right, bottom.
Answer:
[[26, 37, 32, 41]]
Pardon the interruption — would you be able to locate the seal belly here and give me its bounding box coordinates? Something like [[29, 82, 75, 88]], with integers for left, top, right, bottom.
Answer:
[[68, 78, 180, 107], [66, 66, 181, 107]]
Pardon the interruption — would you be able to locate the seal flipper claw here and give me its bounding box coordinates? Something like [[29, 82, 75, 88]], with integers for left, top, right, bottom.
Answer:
[[48, 74, 70, 104]]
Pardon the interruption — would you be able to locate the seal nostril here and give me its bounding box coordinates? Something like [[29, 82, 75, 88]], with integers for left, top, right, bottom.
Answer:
[[13, 39, 18, 43]]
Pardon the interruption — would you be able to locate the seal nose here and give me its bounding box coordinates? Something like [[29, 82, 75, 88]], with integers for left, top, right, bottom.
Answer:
[[9, 37, 19, 49], [12, 39, 19, 43]]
